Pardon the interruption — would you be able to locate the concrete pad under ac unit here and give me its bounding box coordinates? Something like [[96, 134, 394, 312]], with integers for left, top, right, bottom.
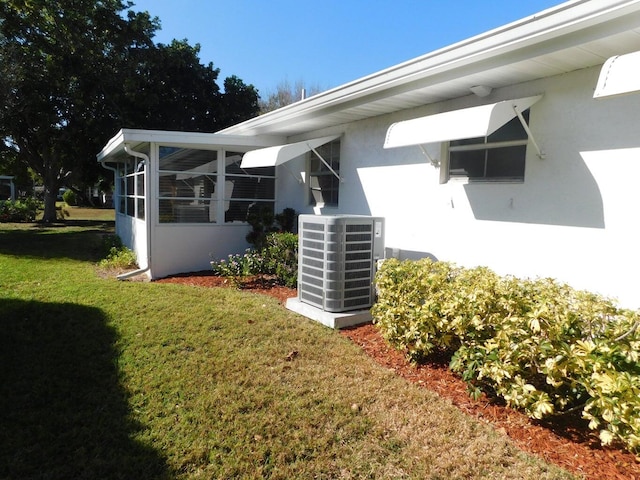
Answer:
[[285, 298, 372, 329]]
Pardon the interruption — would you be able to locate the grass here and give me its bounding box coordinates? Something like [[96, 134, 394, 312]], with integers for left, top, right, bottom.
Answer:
[[0, 209, 577, 479]]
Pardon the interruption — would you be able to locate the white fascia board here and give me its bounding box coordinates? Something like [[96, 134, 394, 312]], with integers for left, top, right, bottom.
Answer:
[[96, 128, 284, 162], [218, 0, 640, 136]]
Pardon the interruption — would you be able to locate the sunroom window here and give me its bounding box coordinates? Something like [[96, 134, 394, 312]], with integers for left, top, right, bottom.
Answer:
[[446, 110, 530, 182], [158, 147, 218, 223], [117, 157, 145, 219], [309, 139, 340, 207], [224, 151, 275, 222], [157, 147, 275, 224]]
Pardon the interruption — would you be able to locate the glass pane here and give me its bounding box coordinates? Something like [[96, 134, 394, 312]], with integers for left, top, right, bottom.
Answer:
[[225, 176, 275, 200], [225, 151, 243, 169], [450, 150, 486, 178], [136, 173, 145, 196], [486, 145, 526, 179], [450, 136, 485, 147], [310, 140, 340, 172], [247, 166, 275, 176], [136, 199, 145, 220], [159, 199, 215, 223], [225, 201, 274, 223], [487, 110, 529, 143], [159, 172, 216, 199], [309, 174, 339, 206], [118, 176, 125, 196], [159, 147, 218, 173], [126, 197, 134, 217], [126, 176, 134, 196], [118, 196, 125, 214]]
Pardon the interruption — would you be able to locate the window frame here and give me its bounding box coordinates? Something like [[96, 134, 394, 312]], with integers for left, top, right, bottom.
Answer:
[[117, 157, 146, 220], [442, 109, 531, 184], [308, 139, 341, 208]]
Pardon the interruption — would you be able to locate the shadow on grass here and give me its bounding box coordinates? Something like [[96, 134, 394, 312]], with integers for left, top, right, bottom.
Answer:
[[0, 224, 114, 262], [0, 299, 171, 479], [35, 219, 116, 229]]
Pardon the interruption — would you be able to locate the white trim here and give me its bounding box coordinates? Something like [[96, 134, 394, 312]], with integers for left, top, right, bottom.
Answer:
[[97, 129, 284, 162]]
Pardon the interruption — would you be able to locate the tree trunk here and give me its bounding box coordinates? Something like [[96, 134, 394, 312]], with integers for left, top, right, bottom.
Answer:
[[41, 187, 58, 223]]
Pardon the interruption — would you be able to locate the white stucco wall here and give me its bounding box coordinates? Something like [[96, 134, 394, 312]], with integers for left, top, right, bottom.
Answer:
[[276, 66, 640, 309], [116, 213, 149, 271], [150, 224, 251, 279]]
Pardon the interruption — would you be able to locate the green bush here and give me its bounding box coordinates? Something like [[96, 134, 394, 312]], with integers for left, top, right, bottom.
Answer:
[[372, 258, 640, 455], [210, 249, 265, 280], [0, 198, 42, 222], [246, 207, 297, 249], [210, 232, 298, 287], [98, 235, 137, 269], [62, 189, 77, 206], [263, 232, 298, 288]]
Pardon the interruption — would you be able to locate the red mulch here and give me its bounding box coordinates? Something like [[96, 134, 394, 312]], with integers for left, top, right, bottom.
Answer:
[[154, 272, 640, 480]]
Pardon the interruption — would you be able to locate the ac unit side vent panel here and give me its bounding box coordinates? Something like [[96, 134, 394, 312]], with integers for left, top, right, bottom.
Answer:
[[297, 215, 384, 313]]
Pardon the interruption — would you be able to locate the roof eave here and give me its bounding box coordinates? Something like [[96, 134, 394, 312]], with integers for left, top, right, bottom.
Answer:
[[218, 0, 640, 137]]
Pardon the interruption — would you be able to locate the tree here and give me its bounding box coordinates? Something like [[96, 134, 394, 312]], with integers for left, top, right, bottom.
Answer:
[[0, 1, 260, 221], [259, 79, 323, 114], [0, 0, 157, 221], [119, 40, 258, 133]]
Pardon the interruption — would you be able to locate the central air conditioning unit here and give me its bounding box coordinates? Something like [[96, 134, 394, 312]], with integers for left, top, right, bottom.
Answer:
[[297, 214, 384, 313]]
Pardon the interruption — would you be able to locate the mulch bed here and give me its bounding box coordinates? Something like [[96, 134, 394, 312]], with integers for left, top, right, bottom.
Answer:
[[154, 271, 640, 480]]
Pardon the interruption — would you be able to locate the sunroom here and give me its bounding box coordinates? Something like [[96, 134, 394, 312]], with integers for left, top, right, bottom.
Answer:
[[97, 129, 283, 279]]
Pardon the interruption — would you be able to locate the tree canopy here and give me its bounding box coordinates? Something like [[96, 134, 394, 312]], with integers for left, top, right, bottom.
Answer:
[[0, 0, 260, 222], [259, 79, 323, 114]]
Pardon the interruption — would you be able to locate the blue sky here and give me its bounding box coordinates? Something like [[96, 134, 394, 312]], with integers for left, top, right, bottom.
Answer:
[[128, 0, 565, 97]]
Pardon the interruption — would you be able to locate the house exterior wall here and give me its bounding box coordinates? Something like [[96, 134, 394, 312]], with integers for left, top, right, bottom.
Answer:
[[276, 66, 640, 309]]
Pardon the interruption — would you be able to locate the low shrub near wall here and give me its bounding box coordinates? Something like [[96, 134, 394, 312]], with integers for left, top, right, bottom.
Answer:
[[0, 198, 41, 222], [372, 258, 640, 455], [210, 232, 298, 288]]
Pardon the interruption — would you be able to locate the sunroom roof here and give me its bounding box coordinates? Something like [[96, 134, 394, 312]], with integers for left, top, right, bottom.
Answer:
[[96, 129, 284, 163]]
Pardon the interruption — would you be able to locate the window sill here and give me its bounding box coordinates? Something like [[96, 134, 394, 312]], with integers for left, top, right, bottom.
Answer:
[[446, 177, 524, 185]]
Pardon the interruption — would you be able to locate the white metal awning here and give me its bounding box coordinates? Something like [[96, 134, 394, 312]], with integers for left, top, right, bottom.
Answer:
[[240, 134, 341, 168], [383, 96, 543, 149], [594, 50, 640, 99]]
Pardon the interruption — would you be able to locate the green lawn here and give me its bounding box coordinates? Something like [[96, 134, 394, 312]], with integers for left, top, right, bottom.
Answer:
[[0, 212, 576, 479]]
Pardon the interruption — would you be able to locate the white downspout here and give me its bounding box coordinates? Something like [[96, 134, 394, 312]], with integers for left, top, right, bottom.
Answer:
[[115, 145, 151, 280]]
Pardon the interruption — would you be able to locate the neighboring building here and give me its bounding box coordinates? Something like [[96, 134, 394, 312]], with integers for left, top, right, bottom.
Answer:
[[98, 0, 640, 308], [0, 176, 16, 201]]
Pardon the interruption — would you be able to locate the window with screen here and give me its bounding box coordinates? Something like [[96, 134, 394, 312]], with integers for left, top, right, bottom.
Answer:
[[447, 110, 530, 182], [309, 140, 340, 207]]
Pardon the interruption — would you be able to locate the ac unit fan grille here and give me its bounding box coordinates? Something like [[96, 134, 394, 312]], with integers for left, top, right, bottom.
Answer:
[[298, 215, 383, 313]]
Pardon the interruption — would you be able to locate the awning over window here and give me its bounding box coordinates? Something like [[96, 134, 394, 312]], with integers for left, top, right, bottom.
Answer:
[[383, 95, 542, 149], [240, 134, 341, 168], [594, 50, 640, 99]]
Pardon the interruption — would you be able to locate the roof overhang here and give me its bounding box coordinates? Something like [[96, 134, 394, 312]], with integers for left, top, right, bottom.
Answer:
[[240, 134, 341, 168], [96, 129, 284, 163], [217, 1, 640, 138], [593, 50, 640, 99], [383, 96, 542, 148]]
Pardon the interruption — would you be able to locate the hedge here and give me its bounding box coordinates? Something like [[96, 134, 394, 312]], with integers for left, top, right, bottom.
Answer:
[[372, 258, 640, 455]]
